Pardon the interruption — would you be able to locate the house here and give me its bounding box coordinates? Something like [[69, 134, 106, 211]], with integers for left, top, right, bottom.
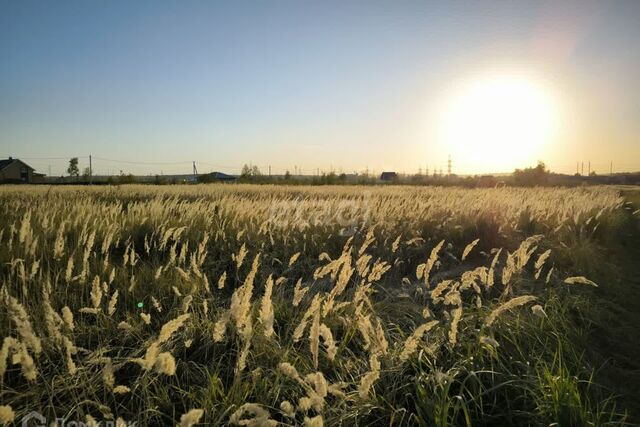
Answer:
[[0, 157, 39, 183], [197, 171, 237, 183], [380, 171, 398, 181]]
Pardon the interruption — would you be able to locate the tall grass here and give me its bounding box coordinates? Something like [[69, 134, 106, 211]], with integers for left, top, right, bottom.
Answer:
[[0, 184, 633, 425]]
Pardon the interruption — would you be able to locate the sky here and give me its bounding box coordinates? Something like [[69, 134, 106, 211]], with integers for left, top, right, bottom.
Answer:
[[1, 0, 639, 176]]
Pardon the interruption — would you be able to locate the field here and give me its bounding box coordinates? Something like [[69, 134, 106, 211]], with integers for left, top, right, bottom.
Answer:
[[1, 184, 639, 426]]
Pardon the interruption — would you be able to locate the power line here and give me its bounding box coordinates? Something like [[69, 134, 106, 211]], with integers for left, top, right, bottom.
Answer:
[[11, 156, 90, 160], [8, 154, 640, 176], [197, 161, 245, 170], [92, 156, 192, 165]]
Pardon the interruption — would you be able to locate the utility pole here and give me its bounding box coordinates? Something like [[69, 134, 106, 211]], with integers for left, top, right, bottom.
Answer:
[[588, 161, 591, 176], [268, 165, 271, 176], [89, 155, 92, 184], [447, 155, 452, 176], [576, 162, 579, 175], [192, 161, 198, 182], [610, 161, 613, 175], [581, 162, 584, 176]]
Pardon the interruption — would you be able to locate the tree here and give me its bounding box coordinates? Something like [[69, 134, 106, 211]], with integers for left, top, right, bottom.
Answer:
[[118, 170, 135, 184], [513, 161, 550, 186], [67, 157, 79, 178], [241, 164, 262, 178]]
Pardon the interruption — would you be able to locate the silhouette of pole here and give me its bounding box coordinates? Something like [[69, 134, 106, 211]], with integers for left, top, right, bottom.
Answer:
[[89, 155, 92, 184]]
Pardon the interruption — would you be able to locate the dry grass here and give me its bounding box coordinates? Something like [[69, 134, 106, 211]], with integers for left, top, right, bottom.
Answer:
[[0, 184, 633, 425]]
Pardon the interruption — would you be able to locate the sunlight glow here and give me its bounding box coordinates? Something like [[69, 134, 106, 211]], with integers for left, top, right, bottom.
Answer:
[[437, 75, 560, 173]]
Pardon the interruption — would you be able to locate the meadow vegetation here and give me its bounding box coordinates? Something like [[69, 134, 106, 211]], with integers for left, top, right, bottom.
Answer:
[[0, 184, 639, 426]]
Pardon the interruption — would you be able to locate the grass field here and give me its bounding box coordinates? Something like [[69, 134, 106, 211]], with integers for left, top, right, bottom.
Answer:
[[1, 184, 639, 426]]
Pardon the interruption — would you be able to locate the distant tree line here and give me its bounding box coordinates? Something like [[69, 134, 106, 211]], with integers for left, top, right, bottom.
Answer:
[[56, 158, 637, 187], [513, 162, 550, 186]]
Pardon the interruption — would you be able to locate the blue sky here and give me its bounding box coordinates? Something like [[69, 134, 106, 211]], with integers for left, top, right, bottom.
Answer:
[[1, 1, 639, 175]]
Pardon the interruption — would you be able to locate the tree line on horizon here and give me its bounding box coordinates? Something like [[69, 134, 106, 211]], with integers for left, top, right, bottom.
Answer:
[[55, 158, 639, 187]]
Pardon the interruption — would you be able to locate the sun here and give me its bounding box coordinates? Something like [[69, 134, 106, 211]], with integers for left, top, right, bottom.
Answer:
[[437, 74, 559, 173]]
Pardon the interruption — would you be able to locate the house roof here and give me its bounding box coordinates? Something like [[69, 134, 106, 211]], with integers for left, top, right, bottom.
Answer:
[[0, 159, 15, 171], [380, 171, 398, 178], [202, 171, 236, 180], [0, 158, 34, 171]]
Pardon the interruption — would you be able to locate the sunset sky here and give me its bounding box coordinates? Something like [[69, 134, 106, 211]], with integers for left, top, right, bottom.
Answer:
[[1, 1, 639, 176]]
